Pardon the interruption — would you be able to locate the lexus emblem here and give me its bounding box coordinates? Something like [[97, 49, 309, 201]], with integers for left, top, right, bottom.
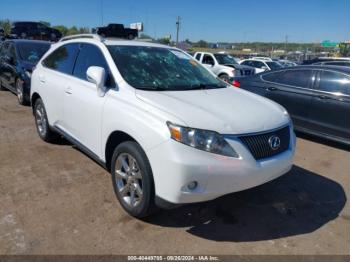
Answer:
[[268, 135, 281, 150]]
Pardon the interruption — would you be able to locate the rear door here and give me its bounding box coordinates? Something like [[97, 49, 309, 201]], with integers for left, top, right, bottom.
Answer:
[[40, 43, 80, 126], [261, 69, 316, 129], [308, 69, 350, 141]]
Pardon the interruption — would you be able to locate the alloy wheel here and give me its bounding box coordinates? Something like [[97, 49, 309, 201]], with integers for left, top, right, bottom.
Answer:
[[35, 103, 47, 136], [115, 153, 143, 208], [16, 79, 24, 104]]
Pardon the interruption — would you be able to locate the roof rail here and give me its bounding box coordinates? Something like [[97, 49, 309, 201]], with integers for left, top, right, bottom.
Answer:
[[59, 34, 103, 42]]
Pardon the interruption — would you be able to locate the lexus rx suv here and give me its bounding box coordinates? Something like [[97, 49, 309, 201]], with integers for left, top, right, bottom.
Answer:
[[30, 34, 295, 218]]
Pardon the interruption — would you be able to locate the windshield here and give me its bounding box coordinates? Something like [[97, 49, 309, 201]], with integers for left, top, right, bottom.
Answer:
[[107, 45, 226, 91], [266, 61, 283, 70], [214, 54, 238, 65], [17, 42, 51, 63]]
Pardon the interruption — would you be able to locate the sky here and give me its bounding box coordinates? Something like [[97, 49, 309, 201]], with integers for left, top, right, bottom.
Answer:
[[0, 0, 349, 43]]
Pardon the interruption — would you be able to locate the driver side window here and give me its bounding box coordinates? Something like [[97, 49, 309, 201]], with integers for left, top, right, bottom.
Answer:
[[202, 54, 215, 65], [73, 43, 114, 88]]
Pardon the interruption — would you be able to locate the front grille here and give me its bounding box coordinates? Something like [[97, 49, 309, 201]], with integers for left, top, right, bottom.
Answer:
[[245, 70, 252, 75], [239, 126, 290, 160]]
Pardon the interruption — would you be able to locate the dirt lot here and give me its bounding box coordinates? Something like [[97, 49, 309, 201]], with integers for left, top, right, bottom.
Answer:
[[0, 90, 349, 255]]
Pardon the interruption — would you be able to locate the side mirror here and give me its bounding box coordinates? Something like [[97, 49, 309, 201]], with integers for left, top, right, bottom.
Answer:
[[87, 66, 106, 97]]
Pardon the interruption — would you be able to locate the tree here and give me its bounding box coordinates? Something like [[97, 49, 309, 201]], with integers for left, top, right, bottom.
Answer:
[[139, 33, 153, 40], [0, 19, 12, 35], [52, 25, 68, 36], [195, 40, 209, 48], [158, 37, 171, 45], [67, 26, 79, 35], [79, 27, 90, 34]]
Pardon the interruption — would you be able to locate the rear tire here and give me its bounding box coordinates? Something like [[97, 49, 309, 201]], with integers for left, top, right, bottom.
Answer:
[[34, 98, 59, 143], [16, 78, 28, 106], [111, 141, 157, 218], [219, 73, 230, 83], [0, 79, 6, 91]]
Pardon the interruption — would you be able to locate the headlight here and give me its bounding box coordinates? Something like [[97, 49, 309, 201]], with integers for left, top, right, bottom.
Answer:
[[167, 122, 239, 157]]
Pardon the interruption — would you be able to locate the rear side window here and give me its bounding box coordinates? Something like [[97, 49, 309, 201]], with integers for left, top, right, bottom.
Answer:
[[263, 69, 313, 88], [262, 71, 285, 82], [73, 44, 114, 87], [319, 70, 350, 95], [42, 43, 79, 74], [195, 53, 201, 61]]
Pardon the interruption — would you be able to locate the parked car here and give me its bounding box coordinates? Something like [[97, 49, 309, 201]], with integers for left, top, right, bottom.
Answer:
[[278, 60, 297, 67], [94, 23, 138, 39], [30, 34, 295, 218], [193, 52, 255, 82], [239, 59, 284, 73], [235, 65, 350, 145], [10, 22, 62, 41], [0, 39, 51, 105], [0, 28, 5, 41], [303, 57, 350, 65]]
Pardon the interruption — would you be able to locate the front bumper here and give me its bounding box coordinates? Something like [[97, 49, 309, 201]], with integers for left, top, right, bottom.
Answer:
[[147, 126, 296, 204]]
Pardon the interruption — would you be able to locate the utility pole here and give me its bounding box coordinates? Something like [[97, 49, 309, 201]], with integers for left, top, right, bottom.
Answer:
[[101, 0, 104, 26], [176, 16, 181, 47], [285, 35, 288, 54]]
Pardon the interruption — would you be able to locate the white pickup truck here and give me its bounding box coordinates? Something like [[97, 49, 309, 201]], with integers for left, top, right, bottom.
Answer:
[[193, 52, 255, 82]]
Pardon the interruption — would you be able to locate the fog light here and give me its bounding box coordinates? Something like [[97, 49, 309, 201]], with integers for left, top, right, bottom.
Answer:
[[187, 181, 198, 190]]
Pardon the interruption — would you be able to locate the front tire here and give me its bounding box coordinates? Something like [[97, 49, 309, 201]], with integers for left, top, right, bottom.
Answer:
[[34, 98, 59, 142], [111, 141, 156, 218]]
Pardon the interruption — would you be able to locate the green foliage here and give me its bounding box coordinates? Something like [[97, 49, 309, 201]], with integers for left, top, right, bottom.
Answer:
[[139, 33, 153, 39], [0, 19, 12, 35], [158, 37, 171, 45], [52, 25, 90, 36], [194, 40, 209, 48]]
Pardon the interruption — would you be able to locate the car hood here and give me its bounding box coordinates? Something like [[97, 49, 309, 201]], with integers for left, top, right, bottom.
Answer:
[[135, 87, 289, 135], [224, 64, 255, 70]]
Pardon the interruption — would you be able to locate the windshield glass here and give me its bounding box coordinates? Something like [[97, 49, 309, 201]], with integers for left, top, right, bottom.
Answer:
[[17, 42, 51, 63], [214, 54, 238, 65], [266, 61, 283, 70], [107, 45, 226, 91]]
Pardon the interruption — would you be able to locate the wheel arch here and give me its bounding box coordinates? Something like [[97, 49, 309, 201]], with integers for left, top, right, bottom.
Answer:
[[31, 92, 41, 112]]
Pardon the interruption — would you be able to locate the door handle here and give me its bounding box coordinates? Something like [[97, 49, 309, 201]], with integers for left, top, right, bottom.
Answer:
[[266, 87, 277, 91], [65, 87, 72, 95]]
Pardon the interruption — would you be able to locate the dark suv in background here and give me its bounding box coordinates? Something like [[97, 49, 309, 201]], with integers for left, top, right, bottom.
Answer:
[[10, 22, 62, 41]]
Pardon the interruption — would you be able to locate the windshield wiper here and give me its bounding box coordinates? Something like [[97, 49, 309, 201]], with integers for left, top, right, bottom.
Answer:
[[189, 83, 226, 90]]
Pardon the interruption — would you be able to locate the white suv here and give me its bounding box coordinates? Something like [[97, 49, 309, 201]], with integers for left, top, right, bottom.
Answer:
[[31, 34, 295, 218]]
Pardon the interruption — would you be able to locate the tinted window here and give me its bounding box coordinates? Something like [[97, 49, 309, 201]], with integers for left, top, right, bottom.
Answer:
[[319, 70, 350, 95], [202, 54, 215, 65], [262, 71, 284, 82], [263, 69, 313, 88], [252, 61, 265, 68], [195, 53, 201, 61], [17, 42, 50, 63], [42, 43, 79, 74], [73, 43, 113, 86], [266, 61, 283, 70], [241, 60, 253, 66]]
